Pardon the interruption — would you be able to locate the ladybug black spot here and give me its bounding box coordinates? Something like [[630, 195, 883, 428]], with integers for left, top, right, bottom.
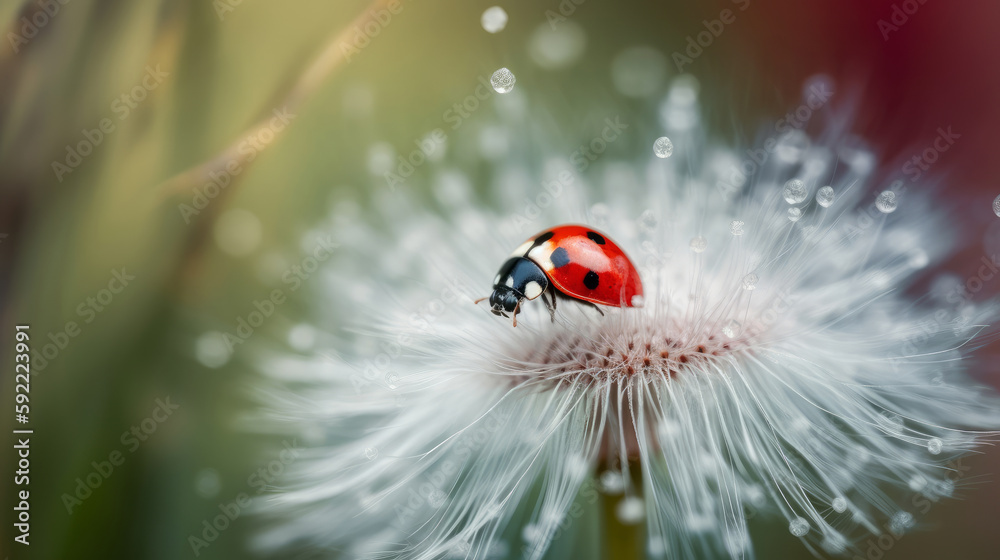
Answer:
[[551, 247, 571, 268], [583, 270, 600, 289], [586, 231, 605, 244]]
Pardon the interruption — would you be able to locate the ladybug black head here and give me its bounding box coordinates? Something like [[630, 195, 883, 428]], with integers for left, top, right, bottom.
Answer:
[[488, 287, 521, 316]]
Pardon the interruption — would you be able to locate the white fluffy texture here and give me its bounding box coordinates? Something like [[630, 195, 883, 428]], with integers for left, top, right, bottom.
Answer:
[[257, 80, 1000, 559]]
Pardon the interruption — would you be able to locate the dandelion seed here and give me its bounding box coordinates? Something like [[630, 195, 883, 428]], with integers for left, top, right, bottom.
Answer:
[[789, 517, 810, 537], [730, 219, 745, 235], [889, 511, 915, 534], [742, 273, 759, 290], [788, 207, 803, 222], [927, 437, 943, 455], [832, 496, 847, 513]]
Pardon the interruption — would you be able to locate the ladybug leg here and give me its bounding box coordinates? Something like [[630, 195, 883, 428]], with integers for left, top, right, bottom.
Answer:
[[580, 299, 605, 317], [541, 291, 556, 323], [512, 300, 521, 327]]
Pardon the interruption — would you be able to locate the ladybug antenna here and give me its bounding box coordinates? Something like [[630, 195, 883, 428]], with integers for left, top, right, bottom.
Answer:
[[473, 296, 489, 305]]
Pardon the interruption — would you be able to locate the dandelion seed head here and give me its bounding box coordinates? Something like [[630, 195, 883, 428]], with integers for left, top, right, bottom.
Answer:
[[256, 80, 1000, 560]]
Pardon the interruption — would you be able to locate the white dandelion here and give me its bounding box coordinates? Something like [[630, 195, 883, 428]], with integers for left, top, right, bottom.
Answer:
[[255, 77, 1000, 560]]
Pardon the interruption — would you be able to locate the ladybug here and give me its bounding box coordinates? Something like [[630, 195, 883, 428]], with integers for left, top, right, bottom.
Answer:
[[476, 225, 644, 326]]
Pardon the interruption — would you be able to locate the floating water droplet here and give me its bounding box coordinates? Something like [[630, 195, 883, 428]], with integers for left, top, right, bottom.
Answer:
[[876, 191, 898, 213], [689, 236, 707, 252], [722, 320, 740, 338], [639, 209, 658, 231], [889, 511, 915, 534], [611, 47, 666, 98], [927, 437, 943, 455], [742, 273, 759, 290], [832, 496, 847, 513], [653, 136, 674, 158], [816, 185, 835, 207], [783, 179, 808, 204], [616, 496, 645, 524], [490, 67, 516, 93], [630, 295, 644, 307], [789, 517, 810, 537], [522, 523, 543, 543], [730, 220, 745, 236], [288, 323, 316, 351], [788, 207, 803, 222], [364, 447, 378, 460], [194, 468, 221, 498], [599, 470, 625, 494], [994, 194, 1000, 217], [528, 21, 586, 69], [480, 6, 508, 33]]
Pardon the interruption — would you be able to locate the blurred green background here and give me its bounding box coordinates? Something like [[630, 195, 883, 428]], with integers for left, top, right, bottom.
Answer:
[[2, 0, 999, 558]]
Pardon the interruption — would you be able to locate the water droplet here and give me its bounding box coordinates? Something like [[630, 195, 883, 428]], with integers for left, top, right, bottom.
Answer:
[[480, 6, 508, 33], [927, 437, 943, 455], [783, 179, 808, 204], [832, 496, 847, 513], [194, 468, 221, 498], [288, 323, 316, 351], [364, 447, 378, 460], [816, 186, 835, 207], [730, 220, 745, 236], [490, 67, 516, 93], [653, 136, 674, 158], [599, 470, 625, 494], [889, 511, 914, 534], [689, 236, 707, 252], [611, 47, 666, 98], [639, 209, 658, 231], [876, 191, 898, 213], [742, 273, 759, 290], [214, 209, 262, 256], [908, 249, 929, 269], [196, 331, 232, 368], [993, 194, 1000, 217], [789, 517, 810, 537], [630, 295, 645, 307], [615, 496, 645, 524], [528, 21, 586, 69], [522, 523, 543, 543], [788, 207, 803, 222], [722, 320, 740, 338]]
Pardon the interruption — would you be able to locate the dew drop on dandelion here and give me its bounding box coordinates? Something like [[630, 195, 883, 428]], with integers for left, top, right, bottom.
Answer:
[[480, 6, 508, 33], [742, 273, 759, 290], [599, 470, 625, 494], [876, 191, 898, 213], [730, 220, 745, 236], [364, 447, 378, 460], [816, 185, 835, 207], [490, 67, 516, 93], [927, 437, 943, 455], [615, 496, 645, 524], [722, 320, 740, 338], [889, 511, 915, 534], [788, 207, 803, 222], [689, 236, 707, 253], [832, 496, 847, 513], [993, 194, 1000, 217], [783, 179, 808, 204], [789, 517, 810, 537], [653, 136, 673, 158]]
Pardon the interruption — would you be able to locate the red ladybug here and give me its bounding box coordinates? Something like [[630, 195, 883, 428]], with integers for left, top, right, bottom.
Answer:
[[476, 225, 644, 326]]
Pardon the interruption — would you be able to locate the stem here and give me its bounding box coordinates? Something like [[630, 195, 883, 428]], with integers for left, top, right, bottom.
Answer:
[[603, 459, 646, 560]]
